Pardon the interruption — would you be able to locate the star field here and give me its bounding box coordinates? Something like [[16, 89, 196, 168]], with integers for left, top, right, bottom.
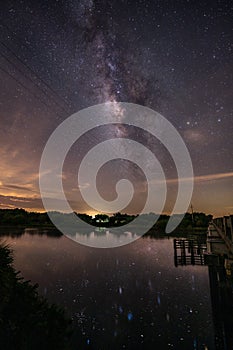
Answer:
[[0, 0, 233, 216]]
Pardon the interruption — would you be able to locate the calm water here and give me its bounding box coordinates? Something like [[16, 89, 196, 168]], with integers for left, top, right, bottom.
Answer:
[[1, 227, 216, 349]]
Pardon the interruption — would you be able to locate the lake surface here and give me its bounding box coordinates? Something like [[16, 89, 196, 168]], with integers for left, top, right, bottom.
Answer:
[[0, 227, 218, 349]]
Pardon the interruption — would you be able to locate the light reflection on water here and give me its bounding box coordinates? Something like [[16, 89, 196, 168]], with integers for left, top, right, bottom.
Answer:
[[1, 228, 215, 350], [72, 228, 142, 248]]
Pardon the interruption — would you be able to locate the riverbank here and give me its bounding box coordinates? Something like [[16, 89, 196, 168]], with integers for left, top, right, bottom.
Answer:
[[0, 244, 77, 350]]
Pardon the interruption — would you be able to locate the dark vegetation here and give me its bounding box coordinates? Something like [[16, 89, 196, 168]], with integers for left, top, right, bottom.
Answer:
[[0, 244, 87, 350], [0, 210, 212, 349], [144, 212, 212, 237], [0, 209, 52, 226], [0, 208, 212, 236]]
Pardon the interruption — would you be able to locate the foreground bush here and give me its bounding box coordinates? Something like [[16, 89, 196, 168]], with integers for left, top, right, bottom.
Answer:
[[0, 244, 73, 350]]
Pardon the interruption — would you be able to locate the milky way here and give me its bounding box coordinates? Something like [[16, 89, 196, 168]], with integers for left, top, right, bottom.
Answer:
[[0, 0, 233, 215]]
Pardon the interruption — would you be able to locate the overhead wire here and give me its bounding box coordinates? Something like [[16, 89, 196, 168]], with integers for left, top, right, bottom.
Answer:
[[0, 21, 73, 111], [0, 22, 136, 190], [0, 49, 69, 116]]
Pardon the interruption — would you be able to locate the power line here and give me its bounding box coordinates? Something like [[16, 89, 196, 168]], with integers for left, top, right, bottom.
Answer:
[[0, 21, 74, 105], [0, 40, 72, 114], [0, 65, 64, 119], [0, 21, 74, 109], [0, 49, 70, 115], [0, 23, 136, 189]]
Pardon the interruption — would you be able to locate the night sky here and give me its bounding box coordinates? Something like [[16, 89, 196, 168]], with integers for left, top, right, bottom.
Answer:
[[0, 0, 232, 217]]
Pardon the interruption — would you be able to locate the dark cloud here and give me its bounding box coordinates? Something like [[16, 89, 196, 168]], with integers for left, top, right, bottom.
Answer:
[[1, 184, 36, 192]]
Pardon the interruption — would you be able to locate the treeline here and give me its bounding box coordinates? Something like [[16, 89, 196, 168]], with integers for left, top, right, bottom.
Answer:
[[144, 212, 212, 237], [0, 209, 51, 226], [0, 209, 212, 231], [149, 212, 212, 231], [0, 209, 137, 227]]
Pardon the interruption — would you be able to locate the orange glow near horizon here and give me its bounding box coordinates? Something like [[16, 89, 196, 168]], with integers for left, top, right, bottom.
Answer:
[[0, 170, 232, 217]]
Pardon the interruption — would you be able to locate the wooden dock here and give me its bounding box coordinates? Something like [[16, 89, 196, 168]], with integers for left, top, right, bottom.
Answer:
[[211, 218, 233, 256], [173, 239, 207, 266]]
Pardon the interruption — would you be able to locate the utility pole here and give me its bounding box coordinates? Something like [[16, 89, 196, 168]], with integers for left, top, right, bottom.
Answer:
[[190, 204, 194, 228]]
